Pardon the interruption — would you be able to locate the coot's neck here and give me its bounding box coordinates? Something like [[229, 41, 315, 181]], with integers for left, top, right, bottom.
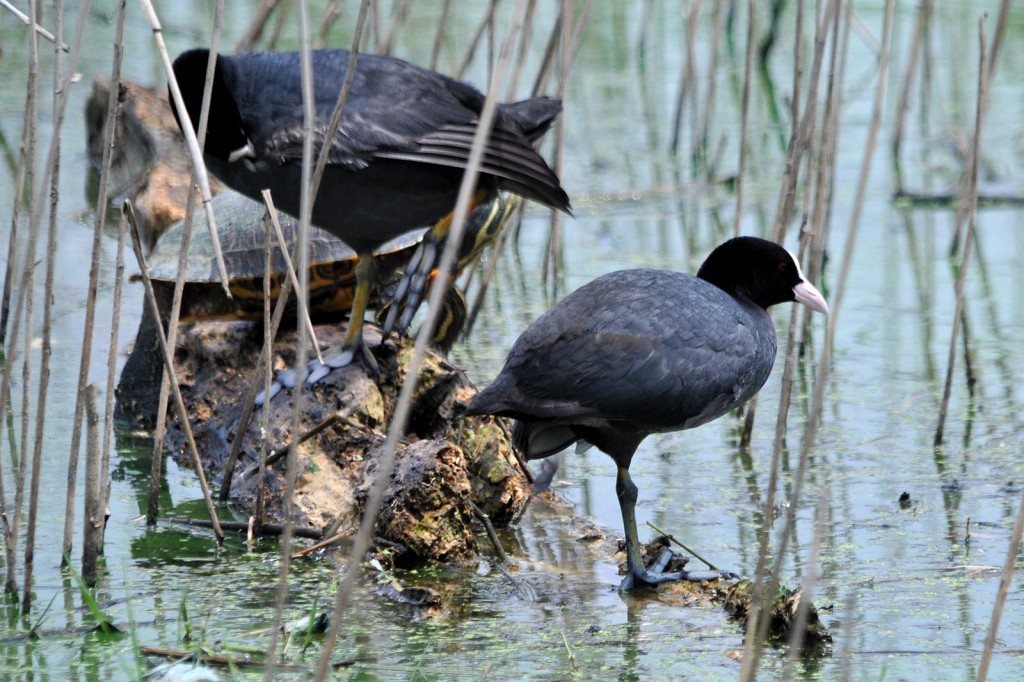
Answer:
[[697, 269, 766, 311]]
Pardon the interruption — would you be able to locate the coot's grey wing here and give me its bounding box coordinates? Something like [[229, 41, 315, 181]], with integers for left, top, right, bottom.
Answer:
[[487, 269, 776, 430], [222, 51, 568, 210], [221, 51, 472, 166], [373, 125, 569, 210]]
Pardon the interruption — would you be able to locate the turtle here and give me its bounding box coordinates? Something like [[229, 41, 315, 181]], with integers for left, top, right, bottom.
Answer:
[[143, 188, 517, 346], [116, 189, 517, 424]]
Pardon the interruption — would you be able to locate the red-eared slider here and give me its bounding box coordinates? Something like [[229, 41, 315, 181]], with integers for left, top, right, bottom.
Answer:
[[143, 188, 517, 347], [170, 48, 570, 376], [117, 189, 518, 423]]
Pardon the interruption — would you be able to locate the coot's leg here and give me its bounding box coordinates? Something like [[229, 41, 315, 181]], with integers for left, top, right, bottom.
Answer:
[[255, 255, 379, 405], [615, 466, 735, 591], [307, 253, 380, 381]]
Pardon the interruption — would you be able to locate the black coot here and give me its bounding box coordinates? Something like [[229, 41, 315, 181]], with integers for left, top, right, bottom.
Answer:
[[170, 48, 570, 376], [467, 236, 829, 590]]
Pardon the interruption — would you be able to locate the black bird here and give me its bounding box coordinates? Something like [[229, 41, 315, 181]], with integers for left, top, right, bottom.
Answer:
[[466, 237, 829, 590], [170, 48, 570, 376]]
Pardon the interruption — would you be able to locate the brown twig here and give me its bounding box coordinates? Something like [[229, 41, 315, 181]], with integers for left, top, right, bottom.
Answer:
[[669, 1, 700, 156], [82, 385, 104, 584], [0, 0, 70, 50], [264, 414, 342, 468], [890, 0, 932, 194], [429, 0, 455, 71], [233, 0, 283, 52], [456, 0, 502, 80], [740, 0, 835, 671], [769, 0, 839, 243], [470, 501, 508, 563], [646, 521, 722, 571], [145, 1, 224, 526], [262, 4, 317, 672], [755, 1, 894, 677], [125, 201, 224, 543], [935, 9, 991, 447], [140, 645, 304, 670], [140, 0, 232, 296], [970, 9, 1012, 678], [377, 0, 412, 56], [0, 0, 41, 595], [732, 0, 756, 238], [294, 528, 358, 558], [168, 517, 322, 540]]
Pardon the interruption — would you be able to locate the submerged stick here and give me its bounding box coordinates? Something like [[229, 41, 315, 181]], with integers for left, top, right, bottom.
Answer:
[[294, 528, 357, 557], [471, 501, 508, 564], [168, 517, 322, 540]]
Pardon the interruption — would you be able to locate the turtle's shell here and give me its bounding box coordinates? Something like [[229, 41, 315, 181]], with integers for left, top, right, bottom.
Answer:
[[146, 190, 427, 320]]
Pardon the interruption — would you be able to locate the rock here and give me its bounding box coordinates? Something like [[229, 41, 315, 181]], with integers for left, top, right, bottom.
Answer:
[[361, 439, 477, 564], [154, 320, 528, 565]]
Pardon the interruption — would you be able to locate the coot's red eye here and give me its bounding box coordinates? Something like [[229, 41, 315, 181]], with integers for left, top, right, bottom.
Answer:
[[777, 262, 788, 273]]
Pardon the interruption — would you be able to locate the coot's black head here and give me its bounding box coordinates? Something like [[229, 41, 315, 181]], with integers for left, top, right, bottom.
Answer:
[[697, 236, 829, 313], [170, 49, 248, 162]]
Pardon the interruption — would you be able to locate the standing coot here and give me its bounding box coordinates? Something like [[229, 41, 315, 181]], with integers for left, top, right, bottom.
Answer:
[[170, 48, 570, 377], [466, 236, 829, 590]]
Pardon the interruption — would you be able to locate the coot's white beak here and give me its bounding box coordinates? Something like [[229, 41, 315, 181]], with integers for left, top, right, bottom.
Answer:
[[793, 280, 829, 315]]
